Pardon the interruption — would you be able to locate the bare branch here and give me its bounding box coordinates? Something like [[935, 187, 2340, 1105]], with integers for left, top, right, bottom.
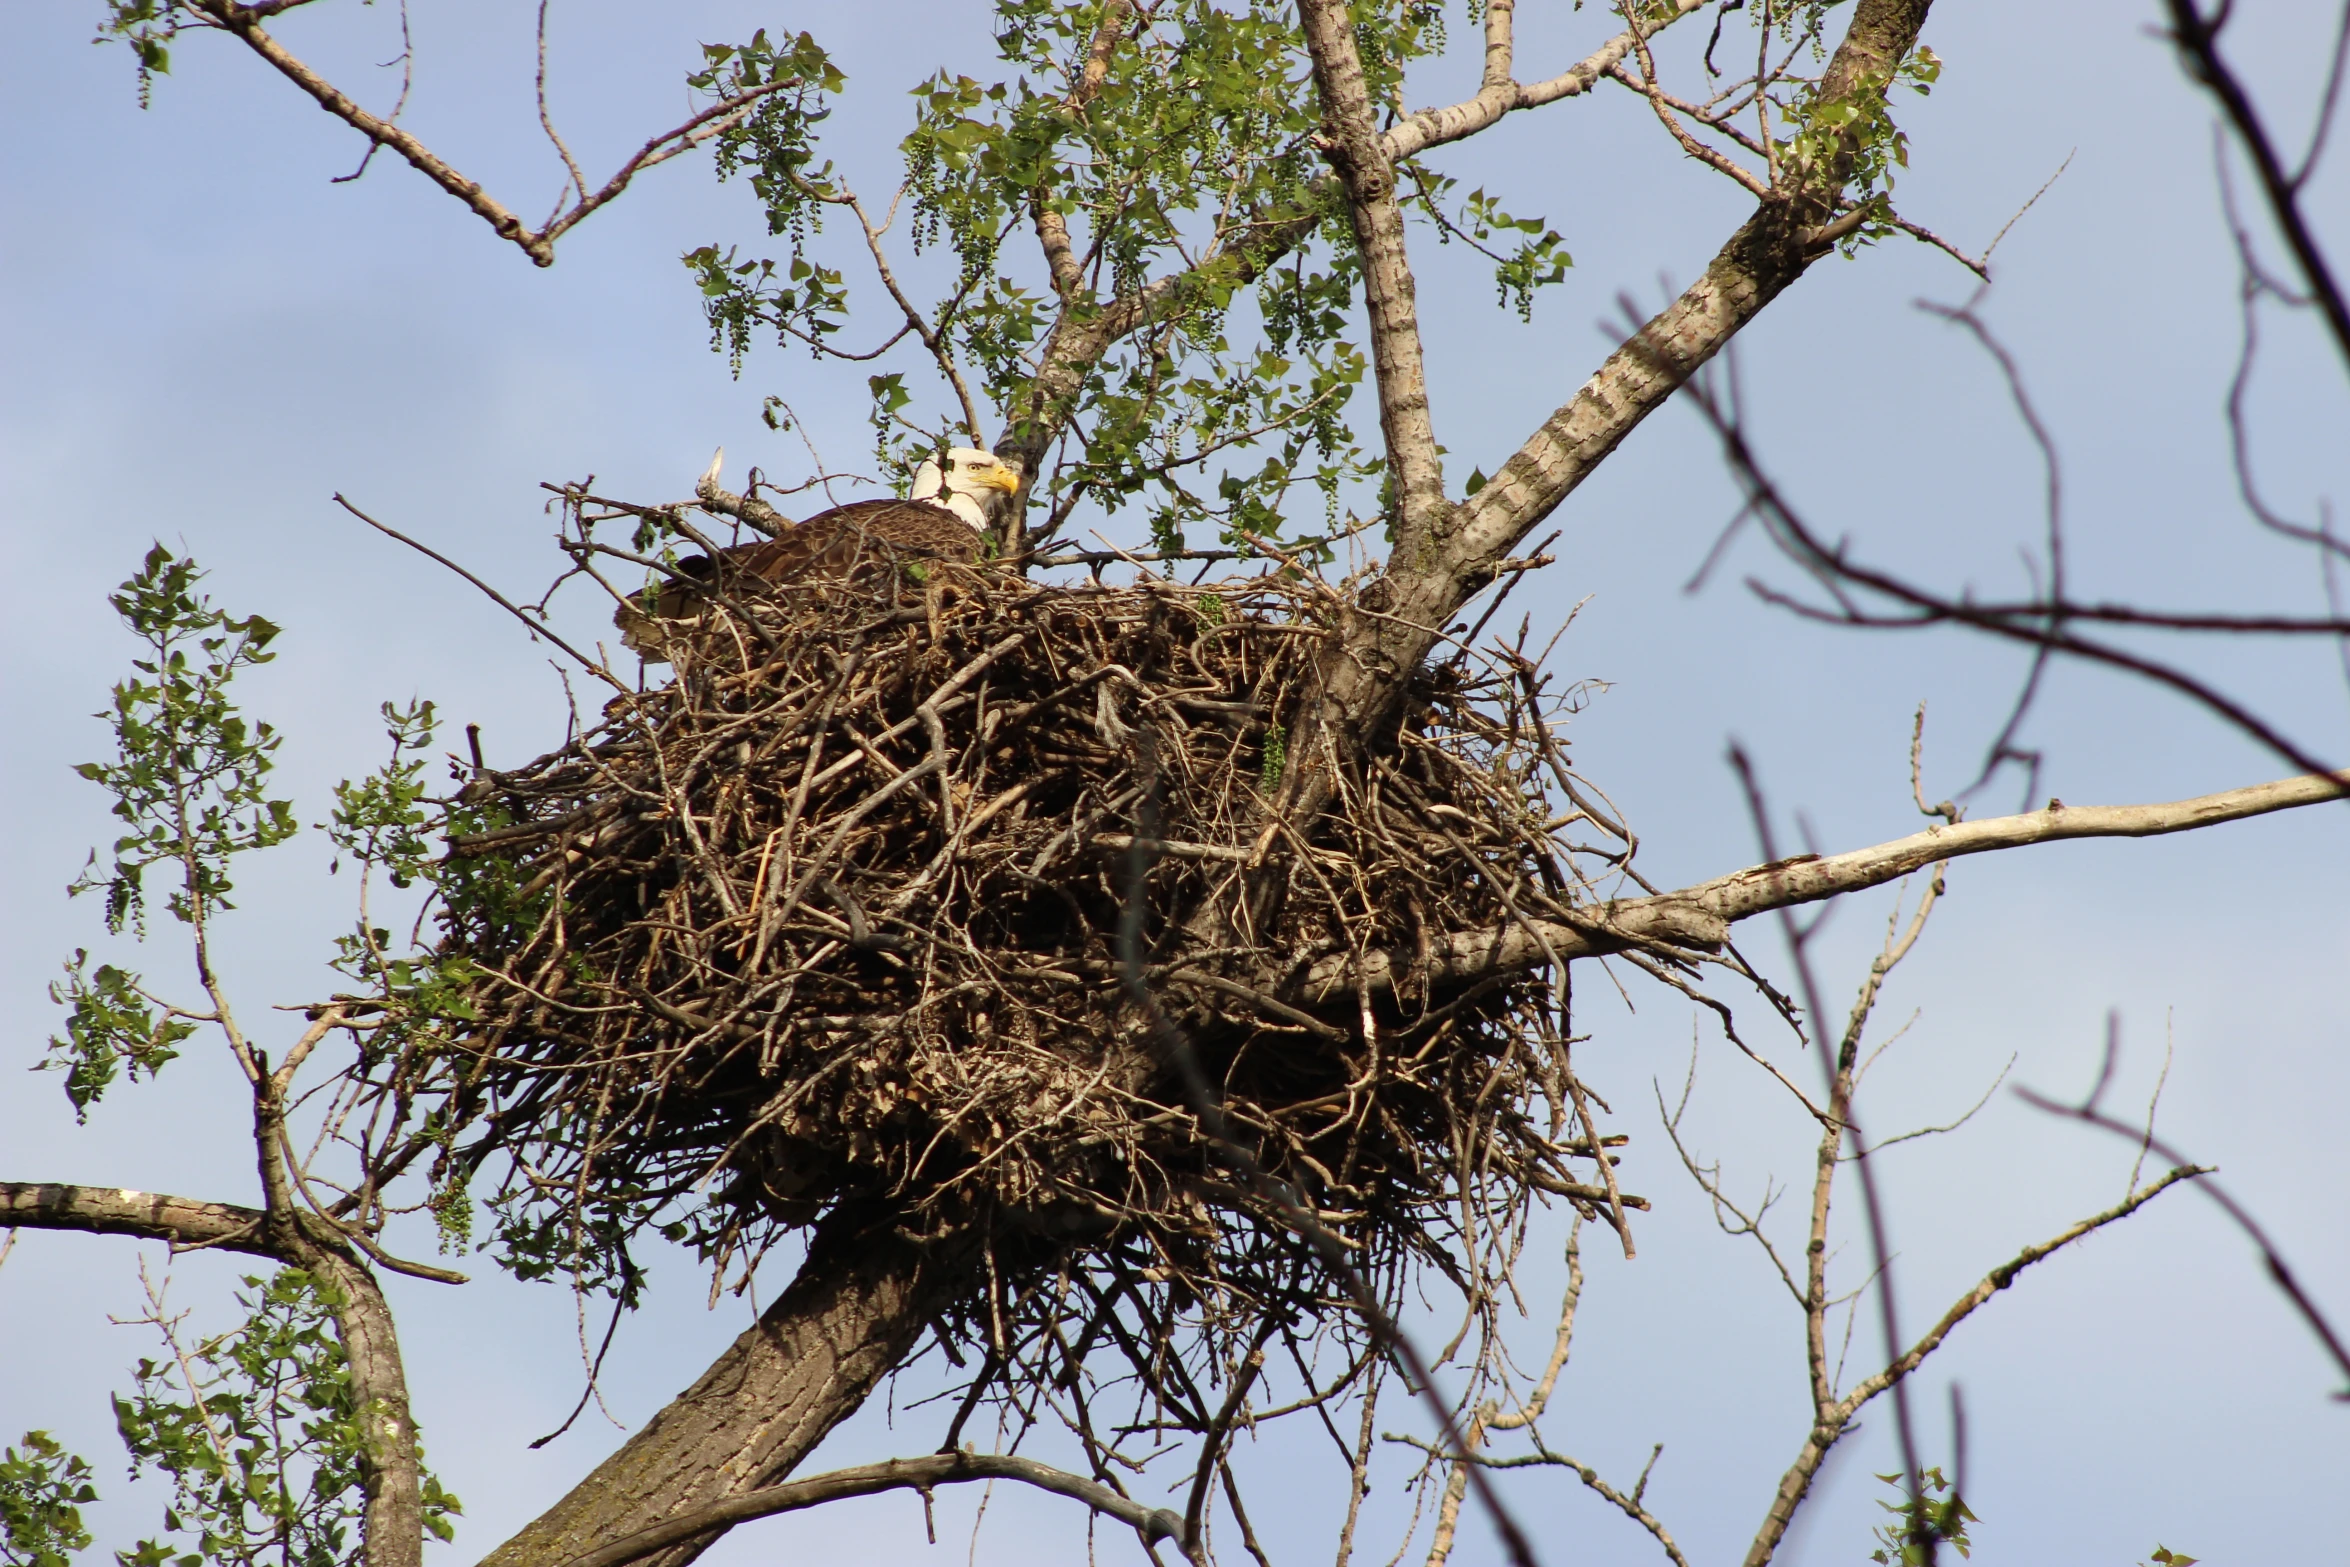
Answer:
[[0, 1180, 277, 1257], [1296, 767, 2350, 998], [1840, 1166, 2208, 1413], [535, 0, 589, 221], [2163, 0, 2350, 371], [182, 1, 797, 267], [2018, 1086, 2350, 1397], [1383, 0, 1712, 163], [553, 1451, 1191, 1567], [336, 495, 622, 688], [1394, 1433, 1691, 1567], [1742, 1165, 2206, 1567]]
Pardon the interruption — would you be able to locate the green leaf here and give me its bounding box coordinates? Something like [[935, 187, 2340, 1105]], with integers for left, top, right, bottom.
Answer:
[[113, 1269, 463, 1567], [42, 951, 196, 1118], [70, 547, 295, 938], [0, 1430, 97, 1567]]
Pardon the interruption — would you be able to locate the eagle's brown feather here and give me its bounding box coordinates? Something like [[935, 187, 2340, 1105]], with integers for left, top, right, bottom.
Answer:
[[616, 496, 983, 658]]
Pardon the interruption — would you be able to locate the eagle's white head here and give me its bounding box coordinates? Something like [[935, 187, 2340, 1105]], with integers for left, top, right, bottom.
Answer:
[[910, 447, 1022, 530]]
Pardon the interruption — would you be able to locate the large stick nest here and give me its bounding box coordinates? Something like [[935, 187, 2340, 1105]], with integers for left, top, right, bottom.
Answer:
[[437, 559, 1630, 1307]]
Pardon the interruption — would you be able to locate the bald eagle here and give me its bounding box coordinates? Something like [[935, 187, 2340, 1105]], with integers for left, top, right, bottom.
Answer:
[[616, 448, 1019, 659]]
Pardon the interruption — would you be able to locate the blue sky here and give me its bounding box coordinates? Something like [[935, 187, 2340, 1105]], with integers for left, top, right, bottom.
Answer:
[[3, 3, 2345, 1565]]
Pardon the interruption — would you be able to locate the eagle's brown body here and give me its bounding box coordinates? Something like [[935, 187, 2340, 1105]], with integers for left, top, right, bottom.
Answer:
[[616, 496, 984, 659]]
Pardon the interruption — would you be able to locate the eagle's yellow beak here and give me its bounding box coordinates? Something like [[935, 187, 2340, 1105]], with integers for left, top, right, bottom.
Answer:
[[977, 462, 1021, 494]]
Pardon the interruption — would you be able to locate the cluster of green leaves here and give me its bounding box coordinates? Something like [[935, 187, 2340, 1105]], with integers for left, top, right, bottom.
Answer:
[[39, 550, 504, 1551], [0, 1433, 97, 1567], [44, 953, 196, 1121], [92, 2, 180, 105], [1409, 174, 1572, 321], [899, 0, 1393, 548], [687, 29, 851, 370], [113, 1271, 460, 1567], [480, 1191, 650, 1306], [44, 547, 293, 1115], [71, 546, 295, 937], [324, 701, 482, 1040], [1866, 1466, 1975, 1566], [685, 0, 1522, 554], [1776, 37, 1943, 253], [320, 700, 496, 1254]]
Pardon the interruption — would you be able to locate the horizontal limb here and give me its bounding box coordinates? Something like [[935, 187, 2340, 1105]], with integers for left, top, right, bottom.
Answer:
[[554, 1450, 1190, 1567], [1, 1180, 279, 1258], [1297, 768, 2350, 999]]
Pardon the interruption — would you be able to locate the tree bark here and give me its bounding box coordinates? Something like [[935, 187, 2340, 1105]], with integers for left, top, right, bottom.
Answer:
[[0, 1180, 424, 1567], [1273, 0, 1937, 845], [477, 1211, 973, 1567]]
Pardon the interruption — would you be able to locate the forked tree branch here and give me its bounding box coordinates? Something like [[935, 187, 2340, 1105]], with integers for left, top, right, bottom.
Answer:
[[1269, 0, 1936, 844], [182, 0, 798, 267], [1295, 767, 2350, 999], [1384, 0, 1711, 162], [1000, 3, 1711, 490], [1741, 1164, 2207, 1567]]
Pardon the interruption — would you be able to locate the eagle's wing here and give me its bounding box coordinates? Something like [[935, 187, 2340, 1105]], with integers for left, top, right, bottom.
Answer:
[[780, 498, 983, 577], [615, 536, 799, 656], [616, 498, 981, 659]]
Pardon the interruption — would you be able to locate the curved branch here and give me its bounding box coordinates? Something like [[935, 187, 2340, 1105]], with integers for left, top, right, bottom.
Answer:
[[553, 1451, 1189, 1567], [1383, 0, 1711, 162], [1845, 1165, 2208, 1417]]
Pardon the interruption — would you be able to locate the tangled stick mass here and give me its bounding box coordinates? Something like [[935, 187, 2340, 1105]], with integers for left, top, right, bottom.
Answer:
[[435, 553, 1640, 1325]]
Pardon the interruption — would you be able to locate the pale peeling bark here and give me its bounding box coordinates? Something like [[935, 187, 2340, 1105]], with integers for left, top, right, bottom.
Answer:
[[311, 1250, 426, 1567], [1299, 0, 1449, 543], [1384, 0, 1710, 163], [479, 1213, 972, 1567], [1293, 768, 2350, 1001], [0, 1181, 274, 1251]]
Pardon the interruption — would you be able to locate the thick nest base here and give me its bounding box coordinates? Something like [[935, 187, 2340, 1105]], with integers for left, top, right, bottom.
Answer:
[[443, 564, 1619, 1293]]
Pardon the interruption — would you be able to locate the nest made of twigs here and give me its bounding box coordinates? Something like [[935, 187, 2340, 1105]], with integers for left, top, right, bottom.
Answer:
[[434, 557, 1627, 1304]]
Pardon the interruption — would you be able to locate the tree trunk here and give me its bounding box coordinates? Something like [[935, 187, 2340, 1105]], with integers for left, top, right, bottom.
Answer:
[[478, 1211, 970, 1567]]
